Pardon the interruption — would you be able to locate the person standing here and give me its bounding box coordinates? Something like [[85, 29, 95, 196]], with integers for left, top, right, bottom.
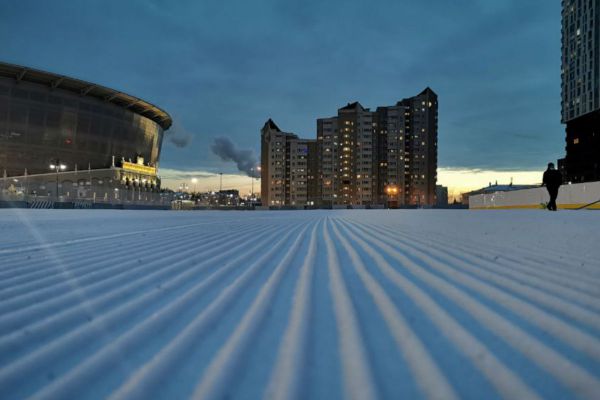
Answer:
[[542, 163, 562, 211]]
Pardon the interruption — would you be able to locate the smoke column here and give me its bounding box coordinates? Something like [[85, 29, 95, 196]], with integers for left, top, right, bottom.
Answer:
[[211, 137, 259, 177]]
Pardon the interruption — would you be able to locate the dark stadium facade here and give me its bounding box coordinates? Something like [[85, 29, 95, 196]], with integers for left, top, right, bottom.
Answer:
[[0, 62, 171, 178], [0, 62, 174, 205]]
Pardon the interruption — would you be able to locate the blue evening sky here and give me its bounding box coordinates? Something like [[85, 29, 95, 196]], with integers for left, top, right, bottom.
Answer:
[[0, 0, 563, 190]]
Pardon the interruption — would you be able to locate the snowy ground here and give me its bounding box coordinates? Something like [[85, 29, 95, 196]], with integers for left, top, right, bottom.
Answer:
[[0, 209, 599, 400]]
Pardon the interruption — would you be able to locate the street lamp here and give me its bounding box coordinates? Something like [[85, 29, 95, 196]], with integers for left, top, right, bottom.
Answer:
[[49, 160, 66, 200], [385, 184, 399, 208]]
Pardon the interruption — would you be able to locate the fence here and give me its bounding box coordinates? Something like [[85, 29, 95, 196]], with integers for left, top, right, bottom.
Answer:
[[469, 181, 600, 210]]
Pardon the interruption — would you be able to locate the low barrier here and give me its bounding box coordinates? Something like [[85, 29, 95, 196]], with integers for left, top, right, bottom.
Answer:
[[0, 198, 171, 211], [30, 200, 54, 209], [0, 201, 28, 209], [469, 181, 600, 210]]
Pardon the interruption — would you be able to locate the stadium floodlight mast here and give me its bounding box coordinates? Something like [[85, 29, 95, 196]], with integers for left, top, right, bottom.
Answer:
[[191, 177, 198, 193], [49, 159, 67, 200]]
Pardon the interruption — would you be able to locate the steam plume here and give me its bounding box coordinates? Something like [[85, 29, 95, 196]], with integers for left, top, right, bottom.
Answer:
[[211, 137, 259, 177]]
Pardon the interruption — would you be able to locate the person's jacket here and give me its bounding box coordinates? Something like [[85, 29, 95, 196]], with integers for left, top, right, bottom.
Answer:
[[543, 169, 562, 188]]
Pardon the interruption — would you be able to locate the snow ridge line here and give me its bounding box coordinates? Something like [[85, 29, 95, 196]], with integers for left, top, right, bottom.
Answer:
[[0, 219, 259, 300], [335, 218, 541, 399], [0, 224, 280, 367], [340, 219, 600, 399], [0, 218, 219, 274], [0, 221, 255, 305], [0, 217, 250, 280], [380, 219, 599, 279], [0, 220, 227, 256], [0, 223, 289, 399], [373, 218, 600, 288], [105, 221, 312, 400], [351, 221, 600, 360], [373, 222, 600, 298], [330, 220, 460, 400], [0, 221, 273, 331], [0, 225, 186, 276], [264, 221, 320, 400], [322, 218, 378, 400], [365, 222, 600, 329], [190, 222, 313, 399]]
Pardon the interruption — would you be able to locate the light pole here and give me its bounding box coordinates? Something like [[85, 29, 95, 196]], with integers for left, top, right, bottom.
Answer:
[[49, 159, 66, 200], [254, 166, 261, 202], [192, 177, 198, 193], [219, 172, 223, 192], [250, 168, 254, 199]]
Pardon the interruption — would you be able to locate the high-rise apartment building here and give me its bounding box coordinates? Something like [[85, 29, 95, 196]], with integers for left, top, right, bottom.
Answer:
[[317, 102, 376, 206], [561, 0, 600, 182], [260, 88, 438, 207], [260, 119, 315, 206], [375, 88, 438, 206]]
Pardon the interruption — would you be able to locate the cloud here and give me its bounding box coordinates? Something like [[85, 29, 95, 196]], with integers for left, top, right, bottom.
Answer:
[[159, 167, 258, 193], [166, 119, 193, 148], [210, 137, 260, 177], [158, 168, 215, 180], [1, 1, 563, 173]]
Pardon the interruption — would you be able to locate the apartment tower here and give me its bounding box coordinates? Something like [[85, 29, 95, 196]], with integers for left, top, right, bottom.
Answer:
[[316, 88, 438, 207], [261, 88, 438, 207], [561, 0, 600, 182], [260, 119, 314, 206]]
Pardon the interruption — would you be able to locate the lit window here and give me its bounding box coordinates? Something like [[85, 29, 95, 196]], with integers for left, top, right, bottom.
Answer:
[[574, 138, 579, 144]]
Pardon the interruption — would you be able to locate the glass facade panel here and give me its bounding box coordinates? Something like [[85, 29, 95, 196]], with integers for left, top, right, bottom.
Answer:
[[0, 77, 165, 176]]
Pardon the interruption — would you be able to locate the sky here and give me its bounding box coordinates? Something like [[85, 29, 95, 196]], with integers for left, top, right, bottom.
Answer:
[[0, 0, 564, 196]]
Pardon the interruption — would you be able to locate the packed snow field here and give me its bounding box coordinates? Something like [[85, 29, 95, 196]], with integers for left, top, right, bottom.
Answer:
[[0, 209, 599, 400]]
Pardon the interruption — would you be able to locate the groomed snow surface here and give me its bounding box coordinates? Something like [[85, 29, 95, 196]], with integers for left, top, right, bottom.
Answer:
[[0, 209, 599, 400]]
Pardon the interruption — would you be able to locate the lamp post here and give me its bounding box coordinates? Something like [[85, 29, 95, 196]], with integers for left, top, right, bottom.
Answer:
[[250, 168, 255, 199], [254, 166, 261, 203], [49, 159, 66, 200]]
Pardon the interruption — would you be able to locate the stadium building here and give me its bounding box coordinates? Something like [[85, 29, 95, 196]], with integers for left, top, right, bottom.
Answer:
[[0, 62, 172, 204]]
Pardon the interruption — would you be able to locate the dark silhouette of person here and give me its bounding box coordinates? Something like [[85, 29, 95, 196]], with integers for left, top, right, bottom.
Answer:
[[542, 163, 562, 211]]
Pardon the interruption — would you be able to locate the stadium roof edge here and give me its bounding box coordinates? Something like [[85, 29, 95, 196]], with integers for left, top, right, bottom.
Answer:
[[0, 61, 172, 130]]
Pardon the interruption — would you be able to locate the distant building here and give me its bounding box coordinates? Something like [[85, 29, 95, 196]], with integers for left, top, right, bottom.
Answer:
[[561, 1, 600, 182], [260, 119, 314, 206], [193, 190, 241, 207], [317, 102, 375, 206], [435, 185, 448, 207], [261, 88, 438, 207], [317, 88, 438, 207], [217, 189, 240, 206]]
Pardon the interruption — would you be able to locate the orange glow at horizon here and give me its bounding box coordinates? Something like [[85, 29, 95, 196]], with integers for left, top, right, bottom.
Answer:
[[160, 167, 544, 202]]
